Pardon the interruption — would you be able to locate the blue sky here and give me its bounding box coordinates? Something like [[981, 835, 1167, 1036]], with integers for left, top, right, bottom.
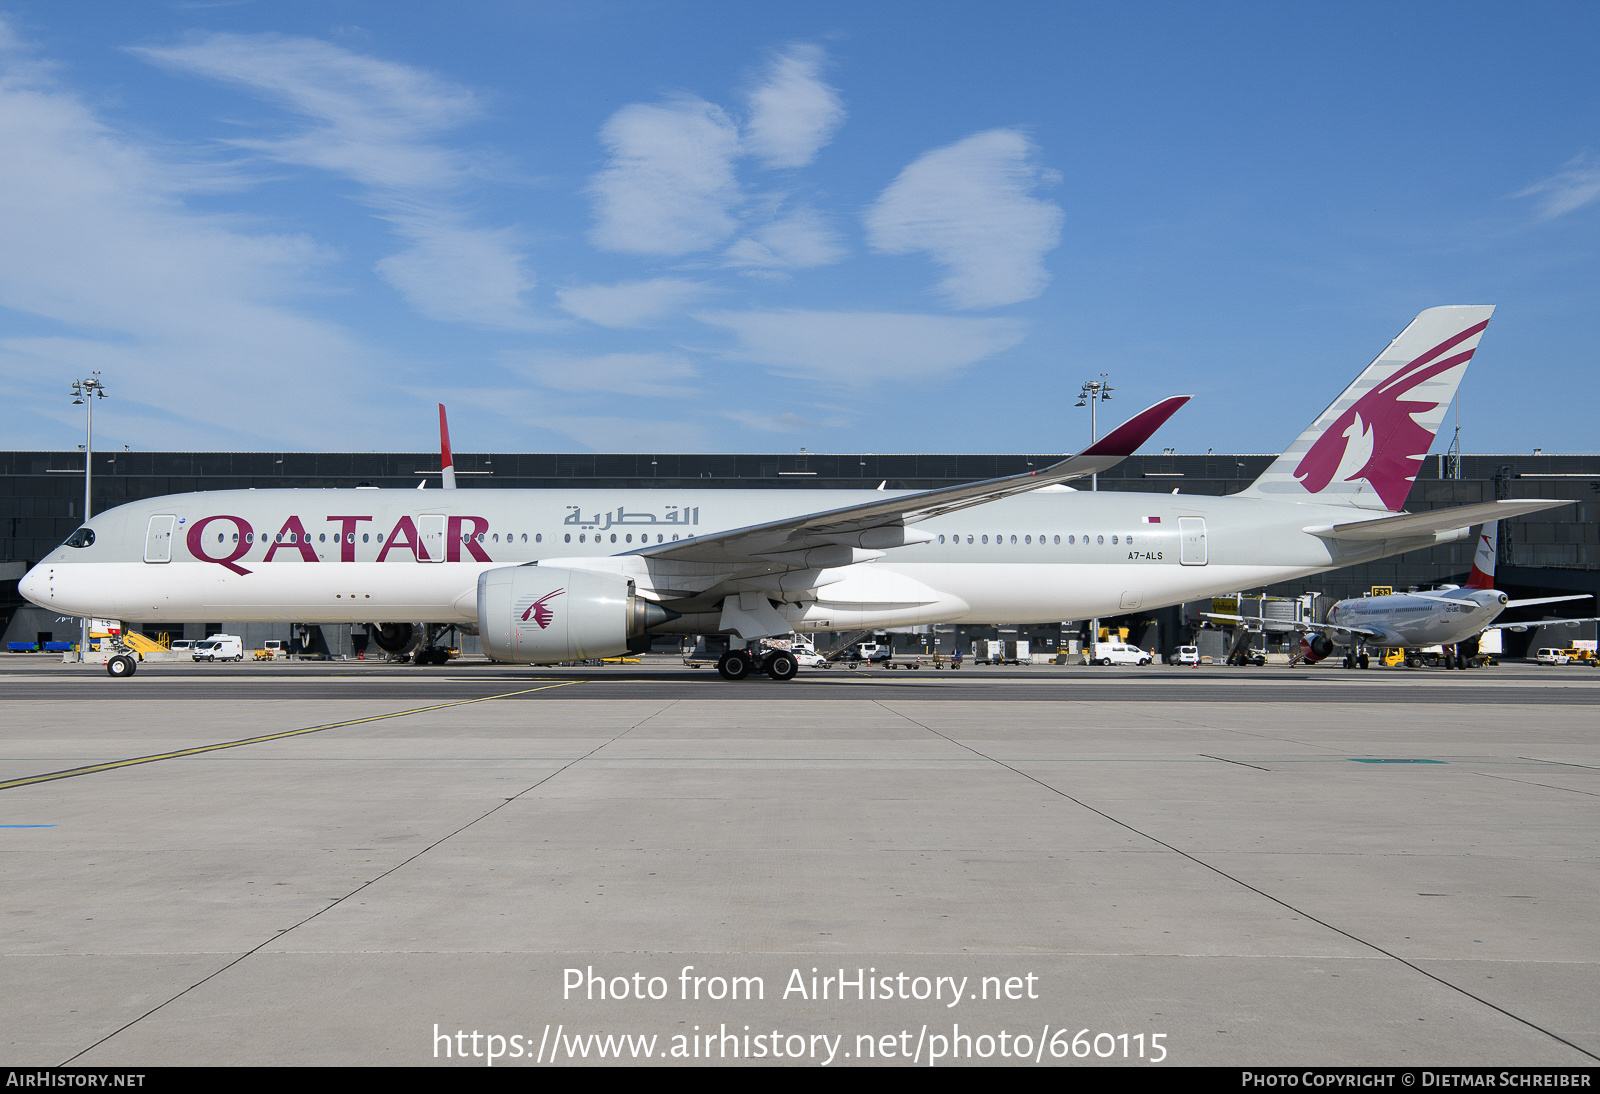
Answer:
[[1, 1, 1598, 456]]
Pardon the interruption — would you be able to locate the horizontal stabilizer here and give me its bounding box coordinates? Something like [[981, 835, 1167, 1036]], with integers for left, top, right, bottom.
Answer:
[[1305, 499, 1570, 542], [1504, 594, 1593, 609]]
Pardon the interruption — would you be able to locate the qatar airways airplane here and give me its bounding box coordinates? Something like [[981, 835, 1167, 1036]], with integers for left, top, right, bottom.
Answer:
[[20, 305, 1570, 680]]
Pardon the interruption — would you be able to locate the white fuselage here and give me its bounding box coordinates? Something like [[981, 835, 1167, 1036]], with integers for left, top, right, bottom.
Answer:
[[1325, 588, 1508, 648], [20, 487, 1448, 631]]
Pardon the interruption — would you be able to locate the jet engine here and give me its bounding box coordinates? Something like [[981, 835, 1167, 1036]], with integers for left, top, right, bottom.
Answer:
[[369, 622, 415, 653], [477, 565, 677, 664], [1299, 634, 1336, 663]]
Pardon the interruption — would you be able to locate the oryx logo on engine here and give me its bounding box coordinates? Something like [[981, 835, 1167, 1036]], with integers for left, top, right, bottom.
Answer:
[[518, 588, 565, 629]]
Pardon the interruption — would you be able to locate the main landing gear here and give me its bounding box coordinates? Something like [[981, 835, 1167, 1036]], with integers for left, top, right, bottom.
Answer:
[[716, 648, 799, 681], [1342, 648, 1371, 669]]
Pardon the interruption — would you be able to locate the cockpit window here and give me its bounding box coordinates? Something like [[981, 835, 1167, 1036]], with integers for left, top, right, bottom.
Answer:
[[64, 527, 95, 548]]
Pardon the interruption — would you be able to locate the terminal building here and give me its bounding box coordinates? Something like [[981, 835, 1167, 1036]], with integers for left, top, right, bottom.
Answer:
[[3, 448, 1597, 660]]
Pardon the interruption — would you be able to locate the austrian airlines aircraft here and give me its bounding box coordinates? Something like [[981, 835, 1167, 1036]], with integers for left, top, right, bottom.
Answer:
[[1233, 520, 1595, 669], [20, 305, 1571, 680]]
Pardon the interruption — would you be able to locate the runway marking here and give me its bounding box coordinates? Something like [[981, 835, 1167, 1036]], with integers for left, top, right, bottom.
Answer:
[[870, 697, 1600, 1064], [59, 690, 662, 1066], [0, 681, 578, 793]]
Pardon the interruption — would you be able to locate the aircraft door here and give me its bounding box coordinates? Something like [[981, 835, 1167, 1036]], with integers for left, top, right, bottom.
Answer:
[[144, 515, 176, 563], [1178, 517, 1208, 566], [418, 514, 446, 562]]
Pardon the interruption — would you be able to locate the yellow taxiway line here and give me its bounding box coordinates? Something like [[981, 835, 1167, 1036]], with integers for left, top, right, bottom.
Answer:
[[0, 681, 578, 792]]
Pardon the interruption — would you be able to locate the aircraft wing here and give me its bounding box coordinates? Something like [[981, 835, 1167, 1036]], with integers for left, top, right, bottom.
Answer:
[[624, 396, 1190, 567], [1304, 499, 1571, 541], [1484, 615, 1600, 632], [1201, 612, 1385, 641]]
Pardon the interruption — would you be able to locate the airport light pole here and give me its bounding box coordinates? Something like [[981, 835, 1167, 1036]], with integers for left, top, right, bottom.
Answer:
[[1074, 375, 1113, 491], [1076, 375, 1112, 659], [70, 373, 107, 662]]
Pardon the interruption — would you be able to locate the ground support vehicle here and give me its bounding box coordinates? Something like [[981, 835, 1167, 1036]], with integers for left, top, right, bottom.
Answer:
[[1089, 642, 1154, 666], [192, 635, 244, 662]]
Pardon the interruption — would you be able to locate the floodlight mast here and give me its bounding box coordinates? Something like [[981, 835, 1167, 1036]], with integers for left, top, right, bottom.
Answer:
[[1075, 374, 1112, 658], [69, 374, 107, 662]]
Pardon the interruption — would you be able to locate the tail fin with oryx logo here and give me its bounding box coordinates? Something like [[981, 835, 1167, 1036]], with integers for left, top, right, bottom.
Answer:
[[1237, 305, 1493, 511]]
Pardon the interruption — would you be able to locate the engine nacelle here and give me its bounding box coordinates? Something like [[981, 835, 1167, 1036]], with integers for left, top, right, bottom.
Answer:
[[1300, 634, 1336, 663], [477, 565, 676, 664]]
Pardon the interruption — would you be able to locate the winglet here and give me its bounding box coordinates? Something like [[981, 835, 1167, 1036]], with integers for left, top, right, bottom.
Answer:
[[1082, 396, 1192, 457], [439, 404, 457, 490]]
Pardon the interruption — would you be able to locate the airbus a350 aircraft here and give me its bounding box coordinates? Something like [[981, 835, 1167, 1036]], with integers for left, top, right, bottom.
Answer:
[[1216, 520, 1595, 669], [20, 305, 1572, 680]]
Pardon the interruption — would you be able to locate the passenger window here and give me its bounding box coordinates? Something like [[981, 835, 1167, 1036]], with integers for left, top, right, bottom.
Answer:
[[1097, 535, 1103, 545], [1010, 535, 1017, 544], [363, 534, 369, 543], [982, 535, 988, 544], [1112, 535, 1118, 545], [564, 534, 571, 543]]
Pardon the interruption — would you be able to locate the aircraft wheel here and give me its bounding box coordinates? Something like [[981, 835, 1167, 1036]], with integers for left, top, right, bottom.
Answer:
[[766, 652, 799, 681], [717, 650, 753, 681], [107, 655, 136, 678], [1358, 653, 1370, 669]]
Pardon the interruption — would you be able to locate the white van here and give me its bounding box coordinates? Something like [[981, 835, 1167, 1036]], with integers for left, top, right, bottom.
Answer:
[[1173, 646, 1200, 667], [1089, 642, 1153, 666], [193, 635, 243, 662], [1533, 648, 1572, 665]]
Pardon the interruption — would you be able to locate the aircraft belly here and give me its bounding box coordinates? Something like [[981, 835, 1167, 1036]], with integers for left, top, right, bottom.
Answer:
[[885, 563, 1332, 623]]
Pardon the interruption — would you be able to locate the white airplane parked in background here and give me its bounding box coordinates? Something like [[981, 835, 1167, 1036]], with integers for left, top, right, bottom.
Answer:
[[21, 305, 1575, 680], [1212, 520, 1595, 668]]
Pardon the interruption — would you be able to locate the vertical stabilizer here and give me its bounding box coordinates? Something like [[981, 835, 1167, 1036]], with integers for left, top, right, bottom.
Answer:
[[439, 404, 457, 490], [1237, 305, 1493, 510], [1466, 521, 1497, 589]]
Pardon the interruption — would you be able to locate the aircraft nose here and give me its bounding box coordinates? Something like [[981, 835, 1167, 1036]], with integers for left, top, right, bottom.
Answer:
[[18, 563, 51, 608]]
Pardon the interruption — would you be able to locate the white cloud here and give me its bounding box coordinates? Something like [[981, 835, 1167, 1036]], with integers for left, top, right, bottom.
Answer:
[[375, 215, 541, 328], [723, 208, 846, 274], [556, 278, 712, 328], [505, 351, 700, 399], [588, 96, 741, 255], [695, 308, 1025, 385], [744, 44, 845, 170], [1516, 153, 1600, 219], [134, 33, 542, 329], [0, 25, 392, 448], [864, 128, 1062, 309]]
